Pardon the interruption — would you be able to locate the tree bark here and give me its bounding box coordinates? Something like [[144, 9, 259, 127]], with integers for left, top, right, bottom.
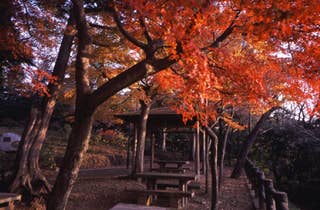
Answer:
[[231, 107, 280, 178], [47, 0, 93, 209], [134, 99, 152, 173], [9, 16, 75, 196], [205, 126, 218, 210], [218, 124, 231, 190], [218, 109, 234, 190], [47, 104, 94, 210]]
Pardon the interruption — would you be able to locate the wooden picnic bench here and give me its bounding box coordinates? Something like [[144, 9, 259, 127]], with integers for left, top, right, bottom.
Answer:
[[134, 172, 196, 209], [151, 167, 186, 174], [154, 160, 190, 172], [0, 193, 21, 210], [110, 202, 169, 210], [130, 189, 194, 209], [156, 180, 201, 191]]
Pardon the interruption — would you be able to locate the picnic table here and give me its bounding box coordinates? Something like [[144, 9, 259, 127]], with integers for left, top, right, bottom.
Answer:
[[0, 193, 21, 210], [110, 203, 169, 210], [134, 172, 196, 208], [154, 160, 190, 172]]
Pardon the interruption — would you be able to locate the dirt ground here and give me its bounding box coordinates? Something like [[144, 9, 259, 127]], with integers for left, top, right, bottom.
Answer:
[[1, 126, 253, 210], [66, 167, 253, 210], [15, 166, 253, 210]]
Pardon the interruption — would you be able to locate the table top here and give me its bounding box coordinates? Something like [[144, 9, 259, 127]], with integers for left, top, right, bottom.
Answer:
[[0, 193, 21, 204], [110, 203, 169, 210], [154, 160, 190, 164], [135, 172, 196, 181]]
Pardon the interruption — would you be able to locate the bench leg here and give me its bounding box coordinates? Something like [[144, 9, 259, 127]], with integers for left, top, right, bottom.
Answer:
[[169, 197, 183, 209], [179, 182, 187, 207], [137, 195, 152, 206]]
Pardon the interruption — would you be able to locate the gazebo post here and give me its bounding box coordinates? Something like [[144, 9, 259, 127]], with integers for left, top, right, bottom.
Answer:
[[205, 134, 209, 193], [126, 122, 132, 169], [162, 128, 167, 152], [202, 129, 206, 175], [150, 132, 155, 171], [196, 120, 200, 177], [192, 133, 196, 161], [131, 122, 138, 172]]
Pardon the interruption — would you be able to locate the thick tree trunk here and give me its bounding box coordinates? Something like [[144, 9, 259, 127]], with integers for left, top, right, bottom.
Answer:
[[10, 104, 52, 195], [9, 17, 75, 196], [205, 126, 218, 210], [231, 107, 279, 178], [47, 104, 94, 210], [47, 0, 93, 208], [134, 99, 152, 173]]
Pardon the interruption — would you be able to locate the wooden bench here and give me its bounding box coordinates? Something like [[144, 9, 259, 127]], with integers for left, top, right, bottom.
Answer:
[[0, 193, 21, 210], [151, 167, 186, 174], [110, 203, 169, 210], [129, 189, 194, 209], [157, 181, 201, 191]]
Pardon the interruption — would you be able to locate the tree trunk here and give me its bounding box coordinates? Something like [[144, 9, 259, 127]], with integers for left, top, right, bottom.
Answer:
[[47, 103, 94, 210], [205, 126, 218, 210], [134, 99, 152, 173], [231, 107, 279, 178], [218, 109, 234, 189], [9, 16, 75, 196], [47, 1, 94, 208], [218, 124, 231, 190]]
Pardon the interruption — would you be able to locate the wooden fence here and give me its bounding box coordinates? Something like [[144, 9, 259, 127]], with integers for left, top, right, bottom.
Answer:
[[244, 159, 289, 210]]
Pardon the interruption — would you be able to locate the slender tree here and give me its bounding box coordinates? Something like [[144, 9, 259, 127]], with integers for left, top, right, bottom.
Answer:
[[9, 16, 75, 196], [134, 84, 154, 174], [231, 107, 280, 178], [218, 108, 234, 189], [205, 126, 219, 210]]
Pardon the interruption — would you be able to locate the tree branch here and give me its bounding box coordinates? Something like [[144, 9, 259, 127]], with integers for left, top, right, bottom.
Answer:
[[92, 39, 122, 48], [139, 17, 153, 44], [109, 6, 147, 50], [202, 11, 240, 50], [90, 56, 175, 109], [89, 23, 117, 30]]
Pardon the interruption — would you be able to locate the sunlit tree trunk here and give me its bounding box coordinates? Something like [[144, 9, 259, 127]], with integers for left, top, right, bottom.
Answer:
[[47, 1, 93, 208], [218, 109, 233, 189], [218, 124, 232, 189], [9, 17, 75, 196], [47, 104, 94, 210], [205, 126, 218, 210], [231, 107, 279, 178], [134, 98, 152, 173]]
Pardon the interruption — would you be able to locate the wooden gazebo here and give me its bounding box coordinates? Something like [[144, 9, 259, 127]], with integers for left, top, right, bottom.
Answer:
[[115, 107, 208, 178]]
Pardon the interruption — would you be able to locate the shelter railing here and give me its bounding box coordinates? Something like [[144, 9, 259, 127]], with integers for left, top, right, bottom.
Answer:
[[244, 159, 289, 210]]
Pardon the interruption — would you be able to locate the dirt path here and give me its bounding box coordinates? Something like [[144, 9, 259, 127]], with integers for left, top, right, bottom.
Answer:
[[70, 166, 254, 210], [219, 167, 254, 210]]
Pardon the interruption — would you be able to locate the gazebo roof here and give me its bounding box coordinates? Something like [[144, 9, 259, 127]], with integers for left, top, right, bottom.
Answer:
[[115, 107, 196, 128]]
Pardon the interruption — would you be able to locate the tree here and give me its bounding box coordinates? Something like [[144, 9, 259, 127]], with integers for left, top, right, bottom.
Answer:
[[218, 108, 234, 189], [231, 107, 280, 178], [9, 16, 75, 195], [134, 84, 155, 174], [205, 126, 219, 210]]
